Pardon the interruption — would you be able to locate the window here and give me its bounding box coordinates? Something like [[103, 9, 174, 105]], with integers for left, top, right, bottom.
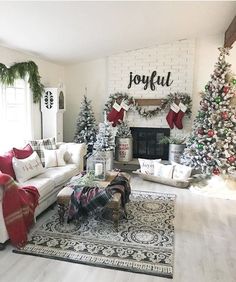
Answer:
[[0, 79, 32, 153]]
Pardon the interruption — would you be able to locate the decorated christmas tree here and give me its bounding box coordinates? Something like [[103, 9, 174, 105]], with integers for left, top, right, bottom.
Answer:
[[116, 121, 132, 138], [93, 112, 115, 151], [74, 95, 97, 147], [181, 47, 236, 175]]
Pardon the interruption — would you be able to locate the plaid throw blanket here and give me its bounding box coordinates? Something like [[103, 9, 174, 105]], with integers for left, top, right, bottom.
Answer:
[[68, 174, 131, 221], [0, 173, 39, 248]]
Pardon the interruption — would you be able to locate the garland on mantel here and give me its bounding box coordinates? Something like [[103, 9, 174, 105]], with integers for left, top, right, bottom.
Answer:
[[104, 92, 192, 118], [0, 61, 44, 103]]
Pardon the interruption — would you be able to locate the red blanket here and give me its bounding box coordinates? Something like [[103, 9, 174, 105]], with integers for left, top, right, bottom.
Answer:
[[0, 173, 40, 248]]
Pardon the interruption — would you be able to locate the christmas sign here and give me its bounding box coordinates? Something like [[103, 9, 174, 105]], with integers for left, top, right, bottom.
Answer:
[[127, 71, 173, 90]]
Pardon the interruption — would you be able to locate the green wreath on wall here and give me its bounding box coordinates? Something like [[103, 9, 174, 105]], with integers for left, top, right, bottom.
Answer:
[[104, 92, 192, 118], [0, 61, 44, 103]]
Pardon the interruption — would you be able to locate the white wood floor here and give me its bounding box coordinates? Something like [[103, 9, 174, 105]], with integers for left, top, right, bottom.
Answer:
[[0, 174, 236, 282]]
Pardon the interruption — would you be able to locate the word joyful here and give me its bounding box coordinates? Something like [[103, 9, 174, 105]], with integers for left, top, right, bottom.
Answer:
[[127, 71, 173, 91]]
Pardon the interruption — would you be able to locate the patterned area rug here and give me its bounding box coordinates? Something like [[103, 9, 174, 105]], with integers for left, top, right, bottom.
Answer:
[[14, 191, 176, 278]]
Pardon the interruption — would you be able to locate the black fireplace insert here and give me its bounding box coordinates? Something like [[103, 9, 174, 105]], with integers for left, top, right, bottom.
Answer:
[[130, 127, 170, 160]]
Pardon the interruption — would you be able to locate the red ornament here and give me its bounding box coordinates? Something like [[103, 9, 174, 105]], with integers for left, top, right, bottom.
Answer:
[[221, 111, 228, 120], [227, 156, 236, 163], [213, 168, 220, 175], [223, 86, 229, 94], [198, 128, 204, 135], [207, 130, 214, 137]]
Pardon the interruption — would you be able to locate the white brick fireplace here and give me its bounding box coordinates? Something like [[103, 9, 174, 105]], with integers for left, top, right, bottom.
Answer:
[[108, 39, 195, 137]]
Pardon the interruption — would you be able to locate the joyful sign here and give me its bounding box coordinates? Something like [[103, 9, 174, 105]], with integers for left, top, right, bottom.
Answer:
[[127, 71, 173, 91]]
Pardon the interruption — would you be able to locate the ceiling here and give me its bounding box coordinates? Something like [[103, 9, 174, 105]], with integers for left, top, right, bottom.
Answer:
[[0, 1, 235, 65]]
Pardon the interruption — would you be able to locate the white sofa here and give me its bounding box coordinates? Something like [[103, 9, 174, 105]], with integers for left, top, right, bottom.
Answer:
[[0, 142, 87, 246]]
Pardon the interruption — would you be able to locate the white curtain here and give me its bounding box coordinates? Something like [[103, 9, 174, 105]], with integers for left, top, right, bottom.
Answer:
[[0, 80, 33, 153]]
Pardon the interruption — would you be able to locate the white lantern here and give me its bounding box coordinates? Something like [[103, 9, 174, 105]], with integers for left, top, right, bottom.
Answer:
[[86, 151, 106, 180]]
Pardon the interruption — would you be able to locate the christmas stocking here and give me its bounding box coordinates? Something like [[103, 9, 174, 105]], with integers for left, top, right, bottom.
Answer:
[[113, 108, 124, 126], [113, 99, 130, 126], [174, 102, 187, 129], [120, 99, 130, 112], [166, 103, 180, 129], [107, 101, 122, 126]]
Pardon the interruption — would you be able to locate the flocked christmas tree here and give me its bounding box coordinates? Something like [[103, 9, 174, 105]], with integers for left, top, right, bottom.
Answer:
[[116, 121, 132, 138], [181, 47, 236, 175], [74, 95, 97, 147], [93, 112, 115, 151]]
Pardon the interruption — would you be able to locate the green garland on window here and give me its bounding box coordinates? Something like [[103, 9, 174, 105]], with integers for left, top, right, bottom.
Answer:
[[0, 61, 44, 103]]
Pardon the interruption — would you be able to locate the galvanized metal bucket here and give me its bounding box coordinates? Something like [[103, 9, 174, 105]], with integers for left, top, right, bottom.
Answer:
[[168, 144, 185, 163], [115, 137, 133, 162]]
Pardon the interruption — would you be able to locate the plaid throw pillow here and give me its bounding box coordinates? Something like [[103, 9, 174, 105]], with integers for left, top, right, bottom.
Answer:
[[28, 137, 57, 166]]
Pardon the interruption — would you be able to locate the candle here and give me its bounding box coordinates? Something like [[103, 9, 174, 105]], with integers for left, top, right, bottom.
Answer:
[[95, 163, 103, 176]]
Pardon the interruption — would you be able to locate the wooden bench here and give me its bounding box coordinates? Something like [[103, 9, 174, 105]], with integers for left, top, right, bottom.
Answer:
[[57, 171, 131, 231]]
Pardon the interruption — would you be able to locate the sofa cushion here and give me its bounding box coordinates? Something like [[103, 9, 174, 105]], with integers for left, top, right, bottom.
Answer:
[[12, 151, 45, 183], [21, 177, 54, 200], [44, 147, 66, 168], [0, 150, 15, 179], [60, 143, 86, 166], [13, 144, 33, 159], [37, 164, 79, 186], [28, 137, 57, 166]]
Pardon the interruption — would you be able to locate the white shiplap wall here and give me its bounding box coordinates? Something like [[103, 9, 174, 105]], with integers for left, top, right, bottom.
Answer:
[[108, 39, 195, 136]]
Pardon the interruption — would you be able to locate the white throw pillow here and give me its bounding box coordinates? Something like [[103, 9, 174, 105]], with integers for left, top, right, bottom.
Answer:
[[172, 162, 192, 180], [12, 151, 45, 183], [138, 158, 161, 175], [44, 147, 66, 168], [60, 143, 86, 165], [154, 162, 174, 178]]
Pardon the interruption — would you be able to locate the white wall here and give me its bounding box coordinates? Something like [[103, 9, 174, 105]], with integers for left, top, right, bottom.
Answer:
[[2, 35, 235, 143], [64, 59, 107, 142], [0, 46, 65, 140], [108, 39, 194, 136], [64, 34, 236, 141]]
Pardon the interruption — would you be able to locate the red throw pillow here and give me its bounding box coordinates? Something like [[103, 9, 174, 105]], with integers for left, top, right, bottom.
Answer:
[[13, 144, 33, 159], [0, 150, 16, 179]]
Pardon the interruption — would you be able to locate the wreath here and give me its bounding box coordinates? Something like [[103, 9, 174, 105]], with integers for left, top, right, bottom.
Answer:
[[0, 61, 44, 103], [104, 92, 192, 119]]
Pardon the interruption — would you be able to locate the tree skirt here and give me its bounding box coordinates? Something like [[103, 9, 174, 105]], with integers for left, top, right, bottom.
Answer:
[[14, 191, 176, 278], [190, 175, 236, 200]]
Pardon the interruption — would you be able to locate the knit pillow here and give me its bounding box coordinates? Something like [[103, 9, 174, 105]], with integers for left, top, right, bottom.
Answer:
[[28, 138, 56, 166]]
